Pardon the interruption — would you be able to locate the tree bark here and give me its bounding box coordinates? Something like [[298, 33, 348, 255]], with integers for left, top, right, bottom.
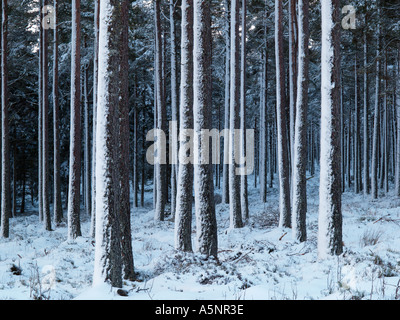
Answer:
[[275, 0, 291, 228], [318, 0, 343, 258]]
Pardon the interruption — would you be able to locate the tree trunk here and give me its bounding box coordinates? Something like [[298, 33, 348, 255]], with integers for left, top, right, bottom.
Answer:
[[363, 27, 370, 196], [318, 0, 343, 258], [229, 0, 243, 229], [395, 43, 400, 196], [371, 12, 380, 200], [175, 0, 194, 253], [291, 0, 309, 243], [154, 0, 166, 222], [193, 0, 218, 258], [240, 0, 249, 221], [275, 0, 291, 228], [67, 0, 82, 239], [1, 0, 10, 238], [53, 0, 62, 225]]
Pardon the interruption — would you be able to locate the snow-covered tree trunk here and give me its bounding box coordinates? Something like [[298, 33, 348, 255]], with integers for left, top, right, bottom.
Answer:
[[289, 0, 298, 173], [90, 0, 100, 238], [371, 14, 380, 200], [318, 0, 343, 259], [42, 0, 51, 231], [363, 27, 370, 196], [154, 0, 166, 222], [240, 0, 248, 221], [193, 0, 218, 258], [170, 0, 178, 218], [395, 44, 400, 196], [275, 0, 291, 228], [38, 1, 43, 222], [354, 53, 360, 194], [118, 0, 134, 281], [228, 0, 243, 229], [83, 65, 91, 218], [93, 0, 128, 288], [175, 0, 193, 253], [291, 0, 309, 243], [53, 0, 62, 225], [1, 0, 10, 238], [222, 0, 230, 205], [67, 0, 82, 240]]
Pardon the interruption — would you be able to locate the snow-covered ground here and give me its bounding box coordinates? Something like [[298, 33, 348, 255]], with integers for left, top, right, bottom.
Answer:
[[1, 174, 400, 300]]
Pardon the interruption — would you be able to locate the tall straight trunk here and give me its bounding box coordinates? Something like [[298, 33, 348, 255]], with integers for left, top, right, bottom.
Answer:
[[229, 0, 243, 229], [222, 0, 230, 204], [240, 0, 248, 221], [83, 65, 90, 217], [354, 53, 361, 194], [382, 50, 388, 193], [395, 43, 400, 196], [347, 105, 351, 190], [260, 19, 268, 203], [363, 27, 370, 196], [90, 0, 100, 238], [154, 0, 166, 222], [289, 0, 298, 173], [292, 0, 309, 243], [1, 0, 10, 238], [275, 0, 291, 228], [318, 0, 343, 258], [118, 0, 134, 281], [42, 0, 51, 231], [193, 0, 218, 258], [67, 0, 82, 239], [371, 12, 380, 200], [133, 106, 138, 208], [93, 0, 129, 289], [38, 1, 43, 222], [53, 0, 62, 225], [170, 0, 178, 218], [175, 0, 193, 253]]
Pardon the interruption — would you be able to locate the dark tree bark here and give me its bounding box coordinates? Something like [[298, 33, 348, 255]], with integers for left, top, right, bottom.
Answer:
[[292, 0, 309, 243], [193, 0, 218, 258], [318, 0, 343, 258], [1, 0, 10, 238], [275, 0, 291, 228], [67, 0, 82, 239], [175, 0, 194, 253]]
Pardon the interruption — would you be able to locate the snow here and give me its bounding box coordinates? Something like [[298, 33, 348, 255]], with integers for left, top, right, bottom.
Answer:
[[1, 174, 400, 300]]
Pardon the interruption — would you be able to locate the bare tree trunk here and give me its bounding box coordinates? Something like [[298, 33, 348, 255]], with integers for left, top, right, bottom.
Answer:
[[222, 0, 230, 204], [229, 0, 243, 229], [154, 0, 166, 222], [42, 0, 51, 231], [83, 64, 91, 218], [1, 0, 10, 238], [292, 0, 309, 243], [318, 0, 343, 258], [90, 0, 100, 238], [38, 0, 43, 222], [354, 53, 361, 194], [275, 0, 291, 228], [53, 0, 62, 225], [67, 0, 82, 239], [175, 0, 194, 253], [240, 0, 249, 221], [193, 0, 218, 258], [363, 26, 370, 196], [395, 43, 400, 196], [371, 12, 380, 200]]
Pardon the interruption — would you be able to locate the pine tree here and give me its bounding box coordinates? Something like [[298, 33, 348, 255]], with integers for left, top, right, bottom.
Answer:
[[193, 0, 218, 258], [318, 0, 343, 258], [67, 0, 82, 239], [175, 0, 194, 253], [275, 0, 291, 228], [229, 0, 243, 229], [1, 0, 10, 238], [292, 0, 309, 242]]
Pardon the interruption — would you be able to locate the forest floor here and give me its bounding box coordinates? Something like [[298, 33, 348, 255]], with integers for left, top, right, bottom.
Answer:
[[1, 174, 400, 300]]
